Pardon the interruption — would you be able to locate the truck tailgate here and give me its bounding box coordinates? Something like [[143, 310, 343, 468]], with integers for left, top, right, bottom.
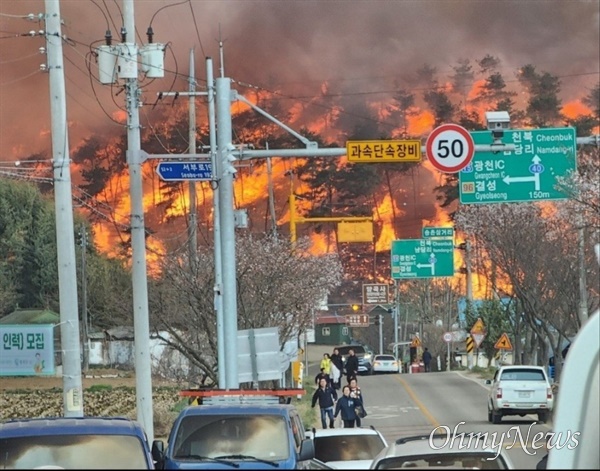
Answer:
[[502, 381, 547, 404]]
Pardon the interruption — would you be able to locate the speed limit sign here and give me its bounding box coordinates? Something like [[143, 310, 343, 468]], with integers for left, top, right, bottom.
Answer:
[[426, 123, 475, 173]]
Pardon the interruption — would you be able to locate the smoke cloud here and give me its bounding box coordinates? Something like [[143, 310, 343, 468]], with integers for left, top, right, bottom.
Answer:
[[1, 1, 598, 159]]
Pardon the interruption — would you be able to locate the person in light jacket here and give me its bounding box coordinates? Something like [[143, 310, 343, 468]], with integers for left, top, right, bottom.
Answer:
[[334, 385, 362, 428]]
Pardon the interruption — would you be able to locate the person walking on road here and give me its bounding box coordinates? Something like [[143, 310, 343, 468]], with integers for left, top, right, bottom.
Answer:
[[334, 385, 362, 428], [348, 377, 365, 427], [311, 378, 337, 429], [344, 349, 359, 384], [330, 348, 344, 389], [320, 353, 332, 375], [422, 347, 432, 372], [315, 368, 332, 387]]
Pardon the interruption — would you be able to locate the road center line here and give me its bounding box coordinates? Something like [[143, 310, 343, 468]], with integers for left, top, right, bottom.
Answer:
[[395, 375, 440, 428]]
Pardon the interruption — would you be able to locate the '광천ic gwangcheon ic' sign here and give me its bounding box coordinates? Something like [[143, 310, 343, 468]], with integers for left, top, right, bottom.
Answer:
[[0, 324, 55, 376]]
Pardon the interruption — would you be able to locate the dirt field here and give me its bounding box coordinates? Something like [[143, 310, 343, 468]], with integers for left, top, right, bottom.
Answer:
[[0, 369, 183, 437]]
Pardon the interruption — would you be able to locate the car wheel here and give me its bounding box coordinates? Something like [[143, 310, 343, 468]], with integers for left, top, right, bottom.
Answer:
[[538, 411, 549, 424], [492, 411, 502, 424], [487, 409, 493, 423]]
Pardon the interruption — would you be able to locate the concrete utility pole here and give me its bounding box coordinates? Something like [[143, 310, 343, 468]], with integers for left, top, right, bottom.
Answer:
[[216, 77, 239, 388], [122, 0, 154, 441], [45, 0, 83, 417], [188, 50, 198, 265]]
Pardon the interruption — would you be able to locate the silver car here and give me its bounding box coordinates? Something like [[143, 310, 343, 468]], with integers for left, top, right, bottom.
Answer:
[[370, 433, 515, 469]]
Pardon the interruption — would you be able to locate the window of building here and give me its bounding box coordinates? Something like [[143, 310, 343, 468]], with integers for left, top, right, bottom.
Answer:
[[322, 327, 330, 336]]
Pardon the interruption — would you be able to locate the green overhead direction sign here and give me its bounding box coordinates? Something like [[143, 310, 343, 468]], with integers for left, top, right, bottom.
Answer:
[[391, 239, 454, 279], [459, 127, 577, 204], [422, 226, 454, 239]]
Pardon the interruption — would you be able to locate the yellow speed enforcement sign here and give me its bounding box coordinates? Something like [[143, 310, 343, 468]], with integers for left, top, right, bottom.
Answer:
[[347, 140, 422, 163]]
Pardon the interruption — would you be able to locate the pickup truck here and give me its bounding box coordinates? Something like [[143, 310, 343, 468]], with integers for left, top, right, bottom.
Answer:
[[152, 391, 315, 469], [486, 365, 553, 424], [0, 416, 154, 469]]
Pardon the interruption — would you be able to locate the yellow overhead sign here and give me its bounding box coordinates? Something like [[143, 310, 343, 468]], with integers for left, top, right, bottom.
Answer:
[[338, 221, 373, 242], [495, 333, 513, 350], [347, 140, 422, 163]]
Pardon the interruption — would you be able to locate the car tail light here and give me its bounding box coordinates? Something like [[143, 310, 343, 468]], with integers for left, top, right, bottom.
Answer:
[[496, 388, 502, 399], [547, 388, 552, 399]]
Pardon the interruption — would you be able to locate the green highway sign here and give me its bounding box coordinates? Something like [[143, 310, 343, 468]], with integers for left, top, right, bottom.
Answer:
[[391, 239, 454, 279], [459, 127, 577, 204], [422, 226, 454, 239]]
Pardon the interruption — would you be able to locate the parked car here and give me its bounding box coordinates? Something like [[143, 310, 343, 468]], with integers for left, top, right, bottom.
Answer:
[[371, 354, 401, 374], [306, 426, 388, 469], [0, 417, 154, 469], [486, 365, 553, 424], [369, 433, 515, 469], [335, 345, 373, 375]]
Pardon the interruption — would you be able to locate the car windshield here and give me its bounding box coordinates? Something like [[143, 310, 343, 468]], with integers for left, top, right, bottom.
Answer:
[[0, 435, 149, 469], [172, 415, 290, 461], [374, 452, 510, 469], [500, 369, 546, 381], [314, 435, 386, 462]]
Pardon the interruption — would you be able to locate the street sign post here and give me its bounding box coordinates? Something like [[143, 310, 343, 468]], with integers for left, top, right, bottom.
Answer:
[[459, 127, 577, 204], [494, 333, 513, 350], [347, 140, 421, 163], [156, 161, 213, 181], [362, 283, 389, 305], [391, 239, 454, 279], [426, 124, 475, 173]]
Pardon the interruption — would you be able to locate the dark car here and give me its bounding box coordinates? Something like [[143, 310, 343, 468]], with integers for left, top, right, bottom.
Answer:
[[335, 344, 373, 374], [0, 417, 154, 469]]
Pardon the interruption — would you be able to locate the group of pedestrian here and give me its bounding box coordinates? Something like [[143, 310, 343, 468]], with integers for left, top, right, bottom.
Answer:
[[311, 349, 366, 429]]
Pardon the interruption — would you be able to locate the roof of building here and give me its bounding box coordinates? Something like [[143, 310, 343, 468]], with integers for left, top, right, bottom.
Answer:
[[315, 314, 347, 325], [0, 308, 59, 325]]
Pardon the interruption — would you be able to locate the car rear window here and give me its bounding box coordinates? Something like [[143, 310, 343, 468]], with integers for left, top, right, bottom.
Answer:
[[375, 452, 510, 469], [376, 355, 396, 361], [314, 435, 386, 462], [500, 369, 546, 381]]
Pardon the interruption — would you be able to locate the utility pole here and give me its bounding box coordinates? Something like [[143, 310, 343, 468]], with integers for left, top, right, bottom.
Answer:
[[188, 49, 198, 265], [122, 0, 154, 441], [79, 226, 89, 373], [378, 315, 384, 355], [45, 0, 83, 417], [216, 76, 239, 388]]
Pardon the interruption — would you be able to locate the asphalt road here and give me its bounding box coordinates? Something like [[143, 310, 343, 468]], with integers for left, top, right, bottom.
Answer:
[[306, 345, 550, 469]]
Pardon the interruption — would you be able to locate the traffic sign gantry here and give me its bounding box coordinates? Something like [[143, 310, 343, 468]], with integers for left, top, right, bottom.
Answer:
[[459, 127, 577, 204], [426, 124, 475, 173], [156, 161, 212, 181], [391, 239, 454, 279], [347, 140, 422, 163]]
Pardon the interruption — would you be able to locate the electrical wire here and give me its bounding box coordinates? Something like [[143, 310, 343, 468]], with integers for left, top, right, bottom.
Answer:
[[187, 0, 206, 58]]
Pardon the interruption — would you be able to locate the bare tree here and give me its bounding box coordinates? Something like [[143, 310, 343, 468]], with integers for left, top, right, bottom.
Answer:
[[149, 234, 343, 384]]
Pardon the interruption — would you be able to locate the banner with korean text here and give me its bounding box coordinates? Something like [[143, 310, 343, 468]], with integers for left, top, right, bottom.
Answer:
[[0, 324, 55, 376]]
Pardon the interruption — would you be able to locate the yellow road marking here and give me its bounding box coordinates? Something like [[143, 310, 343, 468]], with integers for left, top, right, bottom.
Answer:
[[396, 375, 440, 427]]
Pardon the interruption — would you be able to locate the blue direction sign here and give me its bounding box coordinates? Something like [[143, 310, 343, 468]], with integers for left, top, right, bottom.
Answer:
[[156, 161, 212, 181], [391, 239, 454, 279], [459, 127, 577, 204]]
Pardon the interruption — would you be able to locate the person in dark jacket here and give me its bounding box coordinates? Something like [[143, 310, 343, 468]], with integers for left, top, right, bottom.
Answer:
[[314, 368, 332, 387], [344, 349, 360, 384], [348, 377, 365, 427], [330, 348, 344, 389], [422, 347, 433, 372], [334, 385, 362, 428], [311, 378, 338, 428]]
